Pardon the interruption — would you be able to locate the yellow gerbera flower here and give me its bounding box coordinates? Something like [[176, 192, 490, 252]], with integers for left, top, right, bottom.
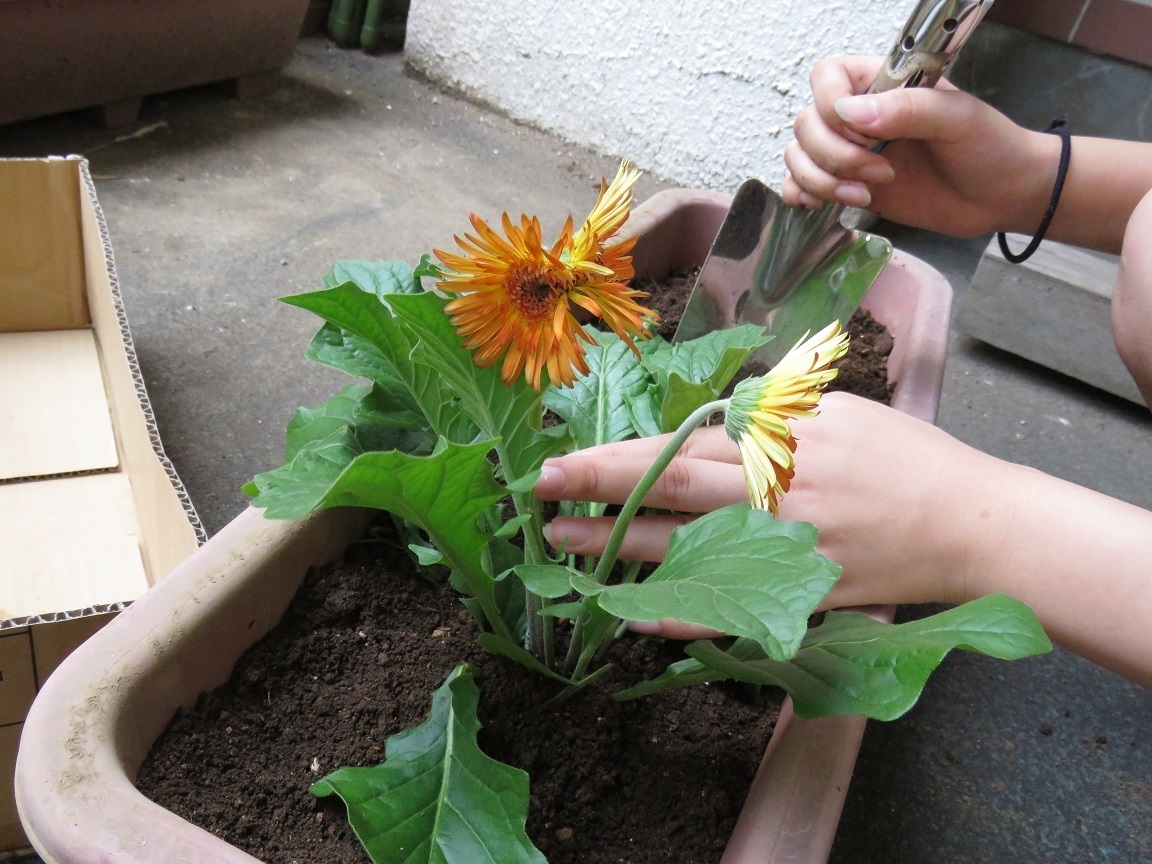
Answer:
[[724, 321, 850, 515], [434, 161, 657, 391]]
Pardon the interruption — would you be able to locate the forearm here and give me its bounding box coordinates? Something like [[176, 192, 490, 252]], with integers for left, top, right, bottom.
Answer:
[[952, 458, 1152, 687], [1021, 136, 1152, 254]]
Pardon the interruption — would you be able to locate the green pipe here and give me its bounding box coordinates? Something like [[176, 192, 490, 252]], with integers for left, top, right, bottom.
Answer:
[[328, 0, 368, 48], [361, 0, 410, 53], [359, 0, 386, 53]]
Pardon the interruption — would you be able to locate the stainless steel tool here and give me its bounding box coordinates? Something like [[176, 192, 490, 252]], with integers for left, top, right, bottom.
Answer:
[[672, 0, 996, 363]]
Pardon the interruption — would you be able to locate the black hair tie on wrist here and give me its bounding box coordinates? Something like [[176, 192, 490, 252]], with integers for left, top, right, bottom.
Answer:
[[997, 115, 1071, 264]]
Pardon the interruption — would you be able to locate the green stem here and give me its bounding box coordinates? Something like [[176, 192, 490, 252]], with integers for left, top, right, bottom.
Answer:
[[576, 399, 730, 669], [571, 645, 597, 681], [523, 590, 549, 664], [561, 502, 605, 673], [509, 485, 551, 662], [563, 617, 585, 674], [589, 399, 729, 586], [495, 434, 553, 663], [436, 538, 513, 643]]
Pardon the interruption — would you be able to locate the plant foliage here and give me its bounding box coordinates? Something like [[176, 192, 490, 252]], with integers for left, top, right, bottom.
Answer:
[[250, 258, 1051, 864]]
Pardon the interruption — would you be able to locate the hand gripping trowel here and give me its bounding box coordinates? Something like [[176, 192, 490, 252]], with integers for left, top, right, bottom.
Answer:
[[672, 0, 996, 364]]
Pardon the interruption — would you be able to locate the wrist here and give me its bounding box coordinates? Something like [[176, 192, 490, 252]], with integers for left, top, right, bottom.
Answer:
[[917, 444, 1014, 606], [937, 451, 1031, 606], [1005, 128, 1066, 236]]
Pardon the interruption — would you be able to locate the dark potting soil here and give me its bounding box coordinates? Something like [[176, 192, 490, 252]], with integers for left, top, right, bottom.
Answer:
[[137, 544, 777, 864], [641, 266, 894, 405], [136, 272, 895, 864]]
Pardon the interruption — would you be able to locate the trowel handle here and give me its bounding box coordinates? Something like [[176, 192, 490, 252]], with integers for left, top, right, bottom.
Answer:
[[820, 1, 993, 224], [870, 0, 995, 94]]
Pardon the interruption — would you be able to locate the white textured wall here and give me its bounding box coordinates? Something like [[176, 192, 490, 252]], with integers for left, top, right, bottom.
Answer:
[[406, 0, 910, 191]]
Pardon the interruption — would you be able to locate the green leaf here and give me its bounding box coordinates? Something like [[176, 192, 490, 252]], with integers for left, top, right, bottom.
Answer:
[[306, 322, 406, 391], [290, 287, 569, 476], [304, 327, 438, 436], [250, 438, 506, 629], [514, 564, 580, 599], [312, 665, 546, 864], [654, 324, 769, 390], [504, 470, 542, 495], [493, 514, 533, 540], [286, 285, 474, 443], [282, 384, 432, 463], [623, 326, 768, 434], [623, 388, 663, 439], [613, 654, 728, 701], [409, 544, 443, 566], [304, 322, 451, 440], [322, 259, 423, 296], [283, 384, 371, 461], [486, 548, 529, 641], [413, 253, 443, 280], [384, 293, 572, 480], [686, 594, 1052, 720], [476, 633, 573, 685], [246, 427, 362, 507], [358, 382, 445, 438], [578, 504, 840, 660], [542, 330, 652, 448], [567, 591, 621, 675], [659, 374, 718, 434], [646, 325, 769, 431]]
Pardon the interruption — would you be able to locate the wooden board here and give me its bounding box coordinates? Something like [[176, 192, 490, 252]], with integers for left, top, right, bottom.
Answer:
[[955, 235, 1144, 406]]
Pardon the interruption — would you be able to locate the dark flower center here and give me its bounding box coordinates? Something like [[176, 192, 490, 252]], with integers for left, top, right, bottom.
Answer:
[[508, 263, 568, 321]]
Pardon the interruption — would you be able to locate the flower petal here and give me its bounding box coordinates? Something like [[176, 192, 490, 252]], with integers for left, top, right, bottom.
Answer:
[[436, 160, 654, 391], [726, 321, 849, 513]]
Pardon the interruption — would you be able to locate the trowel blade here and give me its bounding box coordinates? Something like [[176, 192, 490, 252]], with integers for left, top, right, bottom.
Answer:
[[672, 179, 892, 367]]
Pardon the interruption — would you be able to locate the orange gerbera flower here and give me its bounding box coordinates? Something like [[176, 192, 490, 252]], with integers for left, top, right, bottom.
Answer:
[[434, 161, 657, 390]]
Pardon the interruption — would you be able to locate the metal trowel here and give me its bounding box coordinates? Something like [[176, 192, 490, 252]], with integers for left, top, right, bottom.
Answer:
[[672, 0, 996, 364]]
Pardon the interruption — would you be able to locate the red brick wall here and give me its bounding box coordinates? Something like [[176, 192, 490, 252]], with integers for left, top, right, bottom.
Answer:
[[988, 0, 1152, 68]]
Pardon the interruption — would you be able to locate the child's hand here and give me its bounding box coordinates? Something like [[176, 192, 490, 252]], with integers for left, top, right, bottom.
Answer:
[[535, 392, 993, 633], [782, 54, 1056, 239]]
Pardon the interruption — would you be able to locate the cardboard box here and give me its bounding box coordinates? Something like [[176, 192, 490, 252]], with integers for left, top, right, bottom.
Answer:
[[0, 157, 204, 851]]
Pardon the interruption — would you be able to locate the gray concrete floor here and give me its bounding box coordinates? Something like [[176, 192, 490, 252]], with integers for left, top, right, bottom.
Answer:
[[5, 31, 1152, 864]]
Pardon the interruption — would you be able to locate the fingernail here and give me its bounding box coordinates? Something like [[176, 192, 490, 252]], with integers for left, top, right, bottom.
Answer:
[[543, 521, 588, 550], [857, 162, 896, 184], [833, 182, 871, 208], [835, 95, 880, 126], [535, 461, 564, 497]]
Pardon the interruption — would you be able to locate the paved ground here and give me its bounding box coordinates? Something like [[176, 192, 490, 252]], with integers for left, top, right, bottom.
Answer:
[[5, 32, 1151, 863]]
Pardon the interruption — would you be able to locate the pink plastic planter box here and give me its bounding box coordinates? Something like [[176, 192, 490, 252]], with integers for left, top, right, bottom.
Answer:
[[15, 189, 952, 864]]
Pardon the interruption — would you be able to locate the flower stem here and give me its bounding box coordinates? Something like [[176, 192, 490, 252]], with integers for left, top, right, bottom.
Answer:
[[589, 399, 729, 586], [563, 618, 582, 669], [574, 399, 729, 672], [510, 487, 552, 663], [492, 437, 555, 662]]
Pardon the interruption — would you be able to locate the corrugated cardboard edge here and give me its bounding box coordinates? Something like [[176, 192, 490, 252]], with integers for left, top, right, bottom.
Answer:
[[76, 158, 206, 543], [0, 158, 207, 630]]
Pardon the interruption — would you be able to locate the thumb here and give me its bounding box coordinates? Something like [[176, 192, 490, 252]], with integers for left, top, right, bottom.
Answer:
[[833, 86, 968, 145]]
